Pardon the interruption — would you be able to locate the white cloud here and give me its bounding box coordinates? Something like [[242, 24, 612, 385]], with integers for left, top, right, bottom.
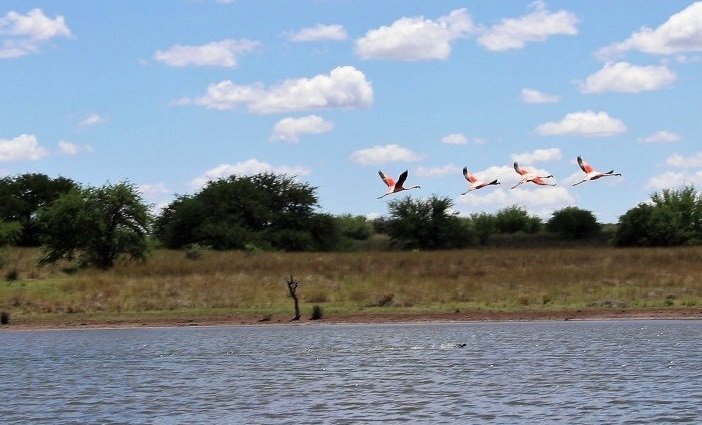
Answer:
[[511, 147, 561, 164], [639, 130, 681, 144], [271, 115, 333, 143], [195, 66, 373, 114], [579, 62, 676, 94], [350, 144, 422, 165], [154, 39, 259, 68], [521, 88, 560, 104], [191, 159, 311, 187], [598, 2, 702, 58], [665, 152, 702, 168], [58, 140, 92, 155], [478, 1, 578, 51], [441, 133, 468, 145], [138, 183, 171, 198], [78, 113, 106, 128], [287, 24, 348, 42], [536, 110, 627, 137], [455, 165, 575, 217], [169, 97, 192, 107], [355, 8, 474, 61], [416, 164, 461, 177], [646, 170, 702, 190], [0, 134, 49, 161], [0, 8, 71, 59]]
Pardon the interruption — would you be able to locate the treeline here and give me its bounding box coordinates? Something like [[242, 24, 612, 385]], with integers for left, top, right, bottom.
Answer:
[[1, 173, 702, 270]]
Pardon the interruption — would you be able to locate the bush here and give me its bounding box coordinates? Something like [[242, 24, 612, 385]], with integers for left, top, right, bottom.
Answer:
[[0, 311, 9, 325], [471, 213, 496, 245], [494, 206, 542, 234], [547, 207, 601, 239], [310, 305, 323, 320], [616, 185, 702, 246]]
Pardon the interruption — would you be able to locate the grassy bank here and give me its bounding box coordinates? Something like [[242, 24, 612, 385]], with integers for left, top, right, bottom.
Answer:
[[1, 246, 702, 327]]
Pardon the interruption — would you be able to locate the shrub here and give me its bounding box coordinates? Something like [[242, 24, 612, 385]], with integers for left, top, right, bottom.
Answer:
[[0, 311, 9, 325], [547, 207, 601, 239], [471, 213, 496, 245], [310, 305, 323, 320], [494, 206, 542, 234]]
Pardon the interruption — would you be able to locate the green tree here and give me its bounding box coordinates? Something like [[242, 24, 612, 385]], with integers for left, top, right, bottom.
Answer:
[[616, 186, 702, 246], [335, 214, 373, 240], [546, 207, 601, 239], [0, 220, 21, 247], [37, 182, 151, 269], [387, 195, 472, 250], [155, 173, 340, 251], [494, 205, 542, 234], [0, 173, 78, 246], [471, 212, 496, 245]]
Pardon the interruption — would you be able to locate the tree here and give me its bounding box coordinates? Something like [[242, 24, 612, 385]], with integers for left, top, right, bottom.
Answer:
[[547, 207, 601, 239], [37, 182, 151, 269], [0, 173, 78, 246], [387, 195, 472, 250], [155, 173, 341, 251], [0, 220, 21, 247], [471, 212, 496, 245], [616, 186, 702, 246], [494, 205, 542, 234]]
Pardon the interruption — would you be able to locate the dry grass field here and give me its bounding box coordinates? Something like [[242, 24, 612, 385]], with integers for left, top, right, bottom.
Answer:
[[1, 246, 702, 326]]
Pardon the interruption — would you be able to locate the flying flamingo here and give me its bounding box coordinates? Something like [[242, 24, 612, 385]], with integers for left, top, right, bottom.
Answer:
[[511, 162, 556, 189], [461, 167, 500, 194], [377, 170, 420, 199], [572, 156, 621, 186]]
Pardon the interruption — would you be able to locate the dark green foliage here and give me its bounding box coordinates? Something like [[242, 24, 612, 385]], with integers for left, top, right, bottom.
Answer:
[[336, 214, 372, 240], [154, 173, 341, 251], [471, 212, 497, 245], [0, 174, 78, 246], [310, 305, 323, 320], [37, 182, 151, 269], [616, 186, 702, 246], [547, 207, 601, 239], [0, 220, 21, 247], [494, 205, 542, 234], [386, 195, 473, 250]]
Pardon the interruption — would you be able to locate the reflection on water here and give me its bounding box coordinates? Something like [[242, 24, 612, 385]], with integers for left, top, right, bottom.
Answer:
[[2, 320, 701, 424]]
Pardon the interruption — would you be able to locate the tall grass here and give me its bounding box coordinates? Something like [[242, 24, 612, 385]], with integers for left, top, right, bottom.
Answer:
[[1, 246, 701, 324]]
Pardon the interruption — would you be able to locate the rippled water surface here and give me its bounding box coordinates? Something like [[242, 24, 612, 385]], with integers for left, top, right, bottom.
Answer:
[[2, 320, 702, 424]]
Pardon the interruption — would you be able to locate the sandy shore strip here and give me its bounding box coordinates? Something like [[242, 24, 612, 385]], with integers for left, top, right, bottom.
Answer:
[[2, 307, 701, 331]]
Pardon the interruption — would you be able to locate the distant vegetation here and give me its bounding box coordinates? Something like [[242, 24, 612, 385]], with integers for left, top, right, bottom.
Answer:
[[1, 172, 702, 271]]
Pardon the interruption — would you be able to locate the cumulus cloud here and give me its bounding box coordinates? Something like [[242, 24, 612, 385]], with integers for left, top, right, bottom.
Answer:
[[639, 130, 681, 144], [511, 148, 561, 164], [579, 62, 676, 94], [58, 140, 92, 155], [194, 66, 373, 114], [478, 1, 578, 51], [78, 113, 106, 128], [441, 133, 468, 145], [191, 159, 311, 188], [416, 164, 461, 177], [271, 115, 333, 143], [287, 24, 347, 42], [521, 88, 560, 104], [646, 170, 702, 190], [154, 39, 259, 68], [536, 110, 627, 137], [455, 165, 575, 217], [598, 2, 702, 59], [0, 134, 49, 161], [355, 8, 474, 61], [350, 144, 422, 165], [665, 152, 702, 168], [0, 8, 71, 59], [138, 183, 171, 198]]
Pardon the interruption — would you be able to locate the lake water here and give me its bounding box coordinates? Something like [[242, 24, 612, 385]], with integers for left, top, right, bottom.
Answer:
[[1, 320, 701, 424]]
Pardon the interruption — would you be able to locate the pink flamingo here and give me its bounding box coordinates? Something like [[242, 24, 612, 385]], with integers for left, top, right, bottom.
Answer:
[[462, 167, 500, 194], [572, 156, 621, 186], [511, 162, 556, 189], [377, 170, 420, 199]]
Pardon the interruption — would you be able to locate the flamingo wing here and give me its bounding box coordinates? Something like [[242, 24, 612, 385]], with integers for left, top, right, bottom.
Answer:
[[396, 170, 408, 188], [513, 162, 527, 175], [577, 156, 593, 173], [378, 170, 395, 188], [463, 167, 478, 183]]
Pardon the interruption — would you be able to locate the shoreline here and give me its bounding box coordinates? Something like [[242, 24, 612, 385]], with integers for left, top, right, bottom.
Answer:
[[3, 307, 701, 331]]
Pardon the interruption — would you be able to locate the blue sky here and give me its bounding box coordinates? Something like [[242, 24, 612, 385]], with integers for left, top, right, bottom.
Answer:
[[2, 1, 702, 223]]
